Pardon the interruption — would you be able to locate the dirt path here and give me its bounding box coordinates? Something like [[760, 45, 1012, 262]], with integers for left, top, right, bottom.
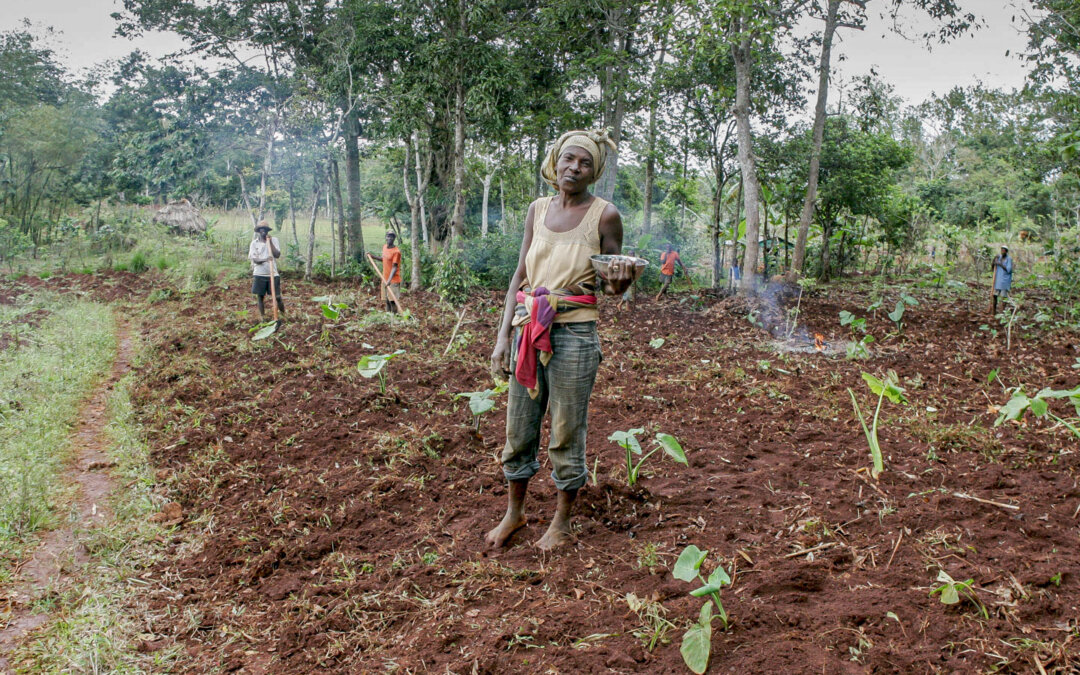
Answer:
[[0, 321, 132, 673]]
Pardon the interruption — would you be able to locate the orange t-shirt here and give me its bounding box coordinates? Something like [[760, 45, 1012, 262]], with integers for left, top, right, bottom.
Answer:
[[382, 245, 402, 284], [661, 250, 680, 276]]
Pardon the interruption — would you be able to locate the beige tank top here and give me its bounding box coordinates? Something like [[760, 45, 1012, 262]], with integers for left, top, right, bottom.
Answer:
[[522, 195, 605, 325]]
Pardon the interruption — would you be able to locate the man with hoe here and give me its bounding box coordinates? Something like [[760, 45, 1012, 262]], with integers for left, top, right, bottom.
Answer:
[[488, 129, 637, 551], [655, 242, 688, 301], [248, 221, 284, 321], [371, 231, 403, 314], [991, 245, 1014, 315]]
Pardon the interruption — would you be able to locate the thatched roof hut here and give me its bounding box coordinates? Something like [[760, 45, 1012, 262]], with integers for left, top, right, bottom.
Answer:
[[152, 200, 207, 236]]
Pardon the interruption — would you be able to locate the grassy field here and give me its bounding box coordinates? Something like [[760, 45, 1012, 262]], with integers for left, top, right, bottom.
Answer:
[[203, 208, 390, 265], [0, 297, 116, 576]]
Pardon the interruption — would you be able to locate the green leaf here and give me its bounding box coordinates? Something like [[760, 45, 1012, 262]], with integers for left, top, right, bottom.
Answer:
[[469, 396, 496, 416], [310, 295, 331, 303], [690, 583, 722, 597], [887, 301, 905, 324], [252, 323, 277, 341], [900, 294, 919, 306], [862, 372, 885, 396], [357, 355, 388, 378], [321, 304, 340, 320], [656, 433, 688, 465], [938, 583, 960, 605], [608, 429, 643, 454], [995, 391, 1031, 426], [707, 565, 731, 588], [986, 369, 999, 385], [680, 604, 712, 675], [839, 310, 855, 326], [649, 337, 665, 349], [672, 545, 708, 582], [1029, 398, 1049, 417]]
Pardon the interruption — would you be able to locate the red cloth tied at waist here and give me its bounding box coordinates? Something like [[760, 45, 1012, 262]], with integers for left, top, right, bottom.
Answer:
[[514, 287, 596, 396]]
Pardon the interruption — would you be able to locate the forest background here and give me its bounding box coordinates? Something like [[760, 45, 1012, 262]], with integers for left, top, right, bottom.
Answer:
[[1, 0, 1079, 303]]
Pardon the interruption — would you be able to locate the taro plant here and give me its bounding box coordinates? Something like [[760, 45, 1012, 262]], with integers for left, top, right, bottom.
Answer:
[[357, 349, 405, 394], [930, 570, 988, 619], [312, 295, 348, 321], [608, 429, 688, 486], [994, 384, 1080, 440], [839, 310, 867, 335], [455, 382, 509, 432], [672, 544, 731, 674], [845, 335, 874, 360], [886, 294, 918, 334], [847, 370, 907, 479]]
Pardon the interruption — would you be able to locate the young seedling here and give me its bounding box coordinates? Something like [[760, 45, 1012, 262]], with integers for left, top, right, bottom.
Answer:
[[357, 349, 405, 394], [839, 310, 867, 335], [886, 294, 917, 334], [455, 382, 509, 433], [607, 430, 688, 487], [995, 385, 1080, 441], [930, 570, 988, 619], [845, 335, 874, 360], [672, 544, 731, 674], [847, 370, 907, 479]]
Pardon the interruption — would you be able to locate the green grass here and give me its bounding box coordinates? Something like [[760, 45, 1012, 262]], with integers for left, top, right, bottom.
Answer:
[[0, 297, 116, 571], [205, 208, 388, 260], [16, 366, 180, 673]]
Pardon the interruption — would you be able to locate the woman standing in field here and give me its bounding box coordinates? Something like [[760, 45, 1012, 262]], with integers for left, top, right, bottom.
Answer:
[[488, 129, 636, 551]]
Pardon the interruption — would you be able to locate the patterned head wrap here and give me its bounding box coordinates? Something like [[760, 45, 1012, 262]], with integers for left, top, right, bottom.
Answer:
[[540, 129, 618, 190]]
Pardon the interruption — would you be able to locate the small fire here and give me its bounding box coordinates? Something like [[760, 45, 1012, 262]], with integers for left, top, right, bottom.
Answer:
[[814, 334, 825, 351]]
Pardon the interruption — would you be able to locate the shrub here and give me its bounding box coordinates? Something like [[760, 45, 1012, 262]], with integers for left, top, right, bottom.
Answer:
[[461, 232, 520, 288], [431, 251, 479, 305], [129, 251, 148, 274]]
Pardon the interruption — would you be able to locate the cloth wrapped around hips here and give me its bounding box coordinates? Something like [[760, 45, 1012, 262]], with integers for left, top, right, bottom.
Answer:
[[514, 283, 597, 398]]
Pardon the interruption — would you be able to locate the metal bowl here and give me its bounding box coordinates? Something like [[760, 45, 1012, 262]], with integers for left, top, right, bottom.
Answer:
[[590, 254, 648, 280]]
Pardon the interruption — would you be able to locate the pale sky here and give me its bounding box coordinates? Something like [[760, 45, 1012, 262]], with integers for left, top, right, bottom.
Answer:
[[2, 0, 1034, 106]]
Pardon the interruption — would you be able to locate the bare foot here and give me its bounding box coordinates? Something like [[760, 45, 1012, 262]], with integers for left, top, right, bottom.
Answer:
[[485, 514, 526, 548], [535, 522, 574, 551]]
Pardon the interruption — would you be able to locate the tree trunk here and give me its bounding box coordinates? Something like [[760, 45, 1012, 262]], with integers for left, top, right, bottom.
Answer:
[[642, 31, 668, 234], [305, 167, 324, 280], [344, 109, 366, 263], [792, 0, 841, 277], [481, 172, 494, 236], [732, 36, 761, 296], [412, 132, 429, 246], [499, 177, 507, 233], [288, 187, 299, 248], [449, 0, 468, 248], [256, 111, 278, 224], [818, 219, 832, 282], [711, 183, 722, 288], [450, 77, 467, 247], [332, 159, 347, 268]]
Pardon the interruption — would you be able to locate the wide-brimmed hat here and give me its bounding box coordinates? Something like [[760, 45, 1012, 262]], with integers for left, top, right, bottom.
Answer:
[[254, 220, 271, 232]]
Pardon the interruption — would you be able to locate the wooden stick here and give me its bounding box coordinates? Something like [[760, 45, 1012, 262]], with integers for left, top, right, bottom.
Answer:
[[951, 492, 1020, 511], [443, 306, 468, 355], [886, 530, 903, 569], [266, 237, 280, 324], [783, 542, 838, 558], [365, 253, 406, 311]]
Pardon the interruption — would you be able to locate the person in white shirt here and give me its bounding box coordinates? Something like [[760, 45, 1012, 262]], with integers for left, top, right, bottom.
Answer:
[[248, 221, 284, 321]]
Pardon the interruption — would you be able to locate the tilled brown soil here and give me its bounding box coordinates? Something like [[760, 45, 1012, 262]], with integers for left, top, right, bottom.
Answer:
[[31, 271, 1080, 673]]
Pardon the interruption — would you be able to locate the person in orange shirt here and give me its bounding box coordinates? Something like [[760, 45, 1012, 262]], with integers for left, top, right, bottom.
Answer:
[[371, 231, 403, 313], [655, 243, 687, 301]]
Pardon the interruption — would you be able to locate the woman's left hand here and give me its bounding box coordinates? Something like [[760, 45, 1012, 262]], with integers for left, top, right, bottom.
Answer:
[[604, 255, 636, 295]]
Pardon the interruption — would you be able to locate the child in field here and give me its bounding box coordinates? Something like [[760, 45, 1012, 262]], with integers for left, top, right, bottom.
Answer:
[[248, 221, 284, 321], [655, 243, 687, 300], [371, 231, 403, 313]]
